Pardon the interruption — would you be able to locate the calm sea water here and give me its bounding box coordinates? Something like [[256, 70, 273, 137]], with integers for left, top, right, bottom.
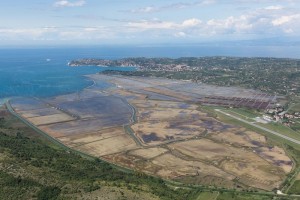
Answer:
[[0, 45, 299, 101], [0, 48, 135, 99]]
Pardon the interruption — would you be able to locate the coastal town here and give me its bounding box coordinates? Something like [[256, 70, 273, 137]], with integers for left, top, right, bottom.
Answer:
[[69, 57, 300, 97]]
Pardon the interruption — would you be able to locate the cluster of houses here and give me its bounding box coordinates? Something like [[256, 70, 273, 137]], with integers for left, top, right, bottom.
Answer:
[[138, 63, 193, 72], [266, 106, 300, 126]]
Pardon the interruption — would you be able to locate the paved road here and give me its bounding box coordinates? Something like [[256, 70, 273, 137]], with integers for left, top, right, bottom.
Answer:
[[215, 109, 300, 145]]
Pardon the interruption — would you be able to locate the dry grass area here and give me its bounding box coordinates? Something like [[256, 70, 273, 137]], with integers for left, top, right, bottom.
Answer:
[[19, 107, 61, 118], [131, 99, 211, 145], [137, 107, 205, 121], [112, 89, 147, 100], [129, 147, 169, 159], [104, 152, 236, 188], [254, 146, 293, 173], [38, 119, 109, 138], [169, 139, 285, 190], [210, 129, 267, 147], [132, 121, 206, 145], [74, 134, 138, 156], [58, 128, 125, 147], [131, 99, 198, 110], [209, 130, 293, 174], [152, 153, 234, 180], [142, 87, 192, 101], [27, 113, 75, 125]]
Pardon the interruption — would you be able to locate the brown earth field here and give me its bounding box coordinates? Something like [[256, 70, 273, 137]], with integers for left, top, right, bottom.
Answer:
[[9, 74, 295, 191]]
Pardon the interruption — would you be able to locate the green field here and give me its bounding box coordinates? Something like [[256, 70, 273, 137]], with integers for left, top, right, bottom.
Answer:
[[228, 108, 260, 118], [288, 97, 300, 113], [291, 121, 300, 132], [258, 122, 300, 141], [288, 180, 300, 194], [224, 110, 257, 122], [216, 192, 273, 200], [197, 191, 219, 200]]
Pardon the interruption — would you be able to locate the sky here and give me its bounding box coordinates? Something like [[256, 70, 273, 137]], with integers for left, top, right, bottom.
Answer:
[[0, 0, 300, 46]]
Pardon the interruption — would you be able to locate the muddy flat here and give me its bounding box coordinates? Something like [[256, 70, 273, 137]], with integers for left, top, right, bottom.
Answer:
[[10, 74, 293, 191]]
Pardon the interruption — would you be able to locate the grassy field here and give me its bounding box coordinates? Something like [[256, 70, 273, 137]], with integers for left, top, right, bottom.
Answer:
[[289, 104, 300, 113], [229, 108, 260, 118], [197, 191, 219, 200], [287, 97, 300, 132], [216, 192, 273, 200], [224, 110, 257, 122], [258, 122, 300, 141], [288, 180, 300, 194], [287, 97, 300, 113]]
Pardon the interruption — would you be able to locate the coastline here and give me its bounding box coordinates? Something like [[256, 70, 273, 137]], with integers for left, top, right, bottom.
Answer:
[[83, 74, 97, 90], [0, 65, 135, 106], [0, 98, 10, 106]]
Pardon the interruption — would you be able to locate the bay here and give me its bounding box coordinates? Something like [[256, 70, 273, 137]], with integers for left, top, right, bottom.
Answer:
[[1, 45, 299, 101]]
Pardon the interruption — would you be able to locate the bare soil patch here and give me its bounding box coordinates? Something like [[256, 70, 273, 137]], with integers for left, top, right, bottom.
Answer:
[[75, 134, 138, 156]]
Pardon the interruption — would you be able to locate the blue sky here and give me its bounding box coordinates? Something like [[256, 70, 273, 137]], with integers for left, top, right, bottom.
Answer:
[[1, 0, 300, 46]]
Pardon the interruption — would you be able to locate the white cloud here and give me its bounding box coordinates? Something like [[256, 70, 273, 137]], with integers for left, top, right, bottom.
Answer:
[[230, 0, 296, 3], [129, 0, 215, 13], [182, 18, 202, 27], [84, 28, 97, 32], [174, 32, 186, 37], [130, 6, 157, 13], [2, 1, 300, 43], [202, 5, 300, 36], [0, 27, 57, 37], [54, 0, 86, 7], [127, 20, 177, 30], [265, 5, 283, 10], [127, 18, 203, 31], [206, 15, 254, 34], [201, 0, 215, 5], [0, 26, 113, 41], [272, 14, 300, 26], [284, 28, 293, 33], [124, 1, 300, 37], [126, 3, 300, 38]]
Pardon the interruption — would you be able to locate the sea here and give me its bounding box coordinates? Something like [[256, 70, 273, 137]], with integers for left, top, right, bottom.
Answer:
[[0, 47, 136, 100], [0, 45, 299, 103]]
